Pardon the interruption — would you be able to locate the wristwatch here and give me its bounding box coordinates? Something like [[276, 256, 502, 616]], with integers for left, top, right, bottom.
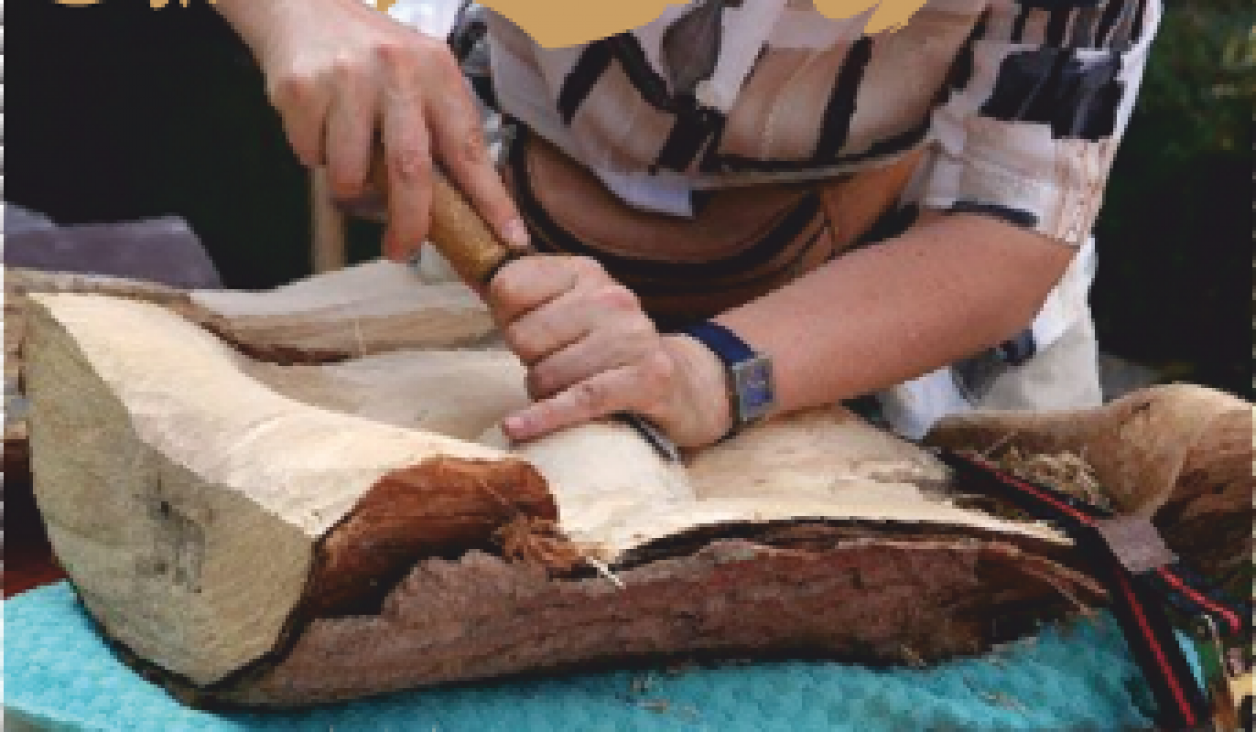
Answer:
[[679, 321, 776, 439]]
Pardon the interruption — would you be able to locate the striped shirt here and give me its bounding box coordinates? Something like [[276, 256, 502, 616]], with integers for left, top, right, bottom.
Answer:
[[476, 0, 1159, 249], [386, 0, 1159, 247]]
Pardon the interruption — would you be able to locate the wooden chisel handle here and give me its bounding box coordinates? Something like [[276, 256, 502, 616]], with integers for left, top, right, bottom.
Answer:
[[368, 149, 519, 287]]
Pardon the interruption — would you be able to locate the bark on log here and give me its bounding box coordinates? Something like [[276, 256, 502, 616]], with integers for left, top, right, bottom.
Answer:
[[225, 541, 1099, 706], [30, 287, 1247, 708]]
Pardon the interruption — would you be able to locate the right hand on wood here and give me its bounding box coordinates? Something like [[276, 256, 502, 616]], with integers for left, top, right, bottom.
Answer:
[[219, 0, 529, 261], [489, 255, 734, 449]]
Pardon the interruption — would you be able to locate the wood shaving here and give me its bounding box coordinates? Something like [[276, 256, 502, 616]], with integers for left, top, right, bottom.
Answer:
[[959, 445, 1112, 517], [494, 515, 586, 572], [996, 446, 1111, 510]]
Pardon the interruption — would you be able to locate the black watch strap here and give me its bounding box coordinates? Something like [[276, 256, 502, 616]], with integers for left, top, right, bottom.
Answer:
[[680, 321, 775, 438]]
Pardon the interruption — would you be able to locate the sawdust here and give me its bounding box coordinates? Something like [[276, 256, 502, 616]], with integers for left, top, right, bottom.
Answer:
[[994, 446, 1112, 511], [494, 515, 588, 573]]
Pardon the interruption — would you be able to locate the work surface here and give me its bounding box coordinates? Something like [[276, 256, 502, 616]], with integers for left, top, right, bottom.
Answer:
[[5, 582, 1187, 731]]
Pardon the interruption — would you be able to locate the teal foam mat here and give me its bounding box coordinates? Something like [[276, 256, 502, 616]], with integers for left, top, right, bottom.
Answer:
[[6, 582, 1182, 730]]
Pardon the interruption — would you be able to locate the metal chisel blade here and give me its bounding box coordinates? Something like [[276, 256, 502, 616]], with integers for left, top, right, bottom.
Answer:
[[615, 412, 682, 463]]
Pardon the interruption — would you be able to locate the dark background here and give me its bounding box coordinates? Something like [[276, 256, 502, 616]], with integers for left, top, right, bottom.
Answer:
[[6, 0, 1253, 399]]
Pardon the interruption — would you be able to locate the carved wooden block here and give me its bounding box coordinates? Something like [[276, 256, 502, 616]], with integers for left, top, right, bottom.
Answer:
[[21, 265, 1248, 707]]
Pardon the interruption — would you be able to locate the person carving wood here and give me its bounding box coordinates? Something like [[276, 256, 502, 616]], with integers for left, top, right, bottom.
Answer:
[[23, 5, 1252, 722], [213, 0, 1161, 447]]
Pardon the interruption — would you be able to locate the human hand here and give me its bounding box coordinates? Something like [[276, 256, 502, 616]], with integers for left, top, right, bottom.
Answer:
[[488, 255, 733, 448], [222, 0, 528, 260]]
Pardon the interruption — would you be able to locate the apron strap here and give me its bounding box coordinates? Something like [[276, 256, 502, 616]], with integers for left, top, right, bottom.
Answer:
[[938, 449, 1248, 730], [504, 126, 924, 327]]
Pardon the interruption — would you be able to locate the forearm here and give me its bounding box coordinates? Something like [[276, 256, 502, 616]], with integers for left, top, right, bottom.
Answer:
[[714, 212, 1076, 416], [215, 0, 329, 54], [214, 0, 282, 50]]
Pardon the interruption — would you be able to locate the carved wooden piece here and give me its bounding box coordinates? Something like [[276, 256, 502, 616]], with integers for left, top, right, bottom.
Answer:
[[4, 262, 495, 476], [5, 270, 199, 476], [24, 294, 547, 687], [924, 385, 1255, 585], [30, 290, 1218, 708], [188, 259, 495, 359]]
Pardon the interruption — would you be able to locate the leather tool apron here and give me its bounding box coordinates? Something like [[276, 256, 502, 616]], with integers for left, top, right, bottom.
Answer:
[[503, 128, 925, 329]]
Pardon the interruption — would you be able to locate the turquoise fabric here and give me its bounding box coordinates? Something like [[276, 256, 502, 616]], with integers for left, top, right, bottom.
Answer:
[[6, 582, 1187, 731]]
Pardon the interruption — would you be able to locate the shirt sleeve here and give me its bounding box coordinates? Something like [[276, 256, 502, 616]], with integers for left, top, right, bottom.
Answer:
[[921, 0, 1162, 246], [374, 0, 466, 39]]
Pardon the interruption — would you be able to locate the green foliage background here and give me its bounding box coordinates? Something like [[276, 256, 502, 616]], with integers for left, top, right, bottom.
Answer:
[[1090, 0, 1253, 398]]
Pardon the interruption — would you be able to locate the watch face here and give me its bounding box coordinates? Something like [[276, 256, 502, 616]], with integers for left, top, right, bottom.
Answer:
[[731, 356, 775, 423]]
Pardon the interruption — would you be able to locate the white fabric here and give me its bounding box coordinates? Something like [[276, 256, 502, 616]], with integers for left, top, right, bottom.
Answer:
[[379, 0, 463, 38], [882, 236, 1100, 440]]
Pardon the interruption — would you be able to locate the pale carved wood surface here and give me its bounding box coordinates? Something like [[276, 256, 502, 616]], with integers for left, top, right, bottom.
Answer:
[[21, 282, 1104, 707], [4, 261, 495, 477], [24, 293, 548, 687]]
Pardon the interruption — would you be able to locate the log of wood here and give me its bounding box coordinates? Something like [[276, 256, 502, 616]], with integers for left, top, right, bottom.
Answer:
[[4, 269, 200, 478], [23, 293, 547, 688], [186, 259, 496, 359], [25, 290, 1110, 707], [4, 262, 495, 478], [923, 385, 1254, 590]]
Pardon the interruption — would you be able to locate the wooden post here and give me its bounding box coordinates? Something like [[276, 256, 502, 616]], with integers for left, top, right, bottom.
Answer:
[[310, 168, 348, 274]]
